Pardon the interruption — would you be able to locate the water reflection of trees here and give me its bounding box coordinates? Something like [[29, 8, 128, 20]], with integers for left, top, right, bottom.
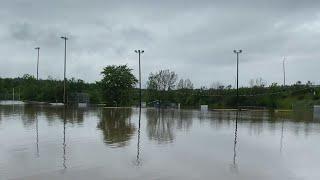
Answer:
[[0, 105, 85, 125], [144, 108, 195, 144], [0, 105, 22, 117], [146, 109, 175, 144], [42, 106, 86, 125], [176, 110, 193, 130], [1, 105, 320, 140], [97, 108, 136, 148], [21, 105, 39, 127], [193, 109, 320, 138], [0, 105, 39, 127], [207, 111, 234, 129], [0, 105, 87, 126]]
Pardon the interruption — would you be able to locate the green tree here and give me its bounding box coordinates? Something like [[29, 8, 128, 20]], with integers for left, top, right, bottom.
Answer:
[[177, 78, 193, 90], [100, 65, 137, 106], [147, 69, 178, 91], [146, 69, 178, 105]]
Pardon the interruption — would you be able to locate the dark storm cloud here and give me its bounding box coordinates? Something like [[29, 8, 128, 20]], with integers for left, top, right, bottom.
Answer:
[[1, 0, 320, 87], [10, 23, 36, 41]]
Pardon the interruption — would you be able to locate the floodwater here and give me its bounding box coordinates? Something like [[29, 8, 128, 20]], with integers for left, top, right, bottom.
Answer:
[[0, 105, 319, 180]]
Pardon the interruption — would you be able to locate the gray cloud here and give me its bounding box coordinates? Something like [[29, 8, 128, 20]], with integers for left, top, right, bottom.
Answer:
[[1, 0, 320, 87]]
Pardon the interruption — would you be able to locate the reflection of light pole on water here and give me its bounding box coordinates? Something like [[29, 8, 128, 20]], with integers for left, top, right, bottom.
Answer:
[[280, 119, 284, 153], [136, 108, 142, 166], [231, 111, 239, 172], [36, 114, 39, 157], [63, 107, 67, 169]]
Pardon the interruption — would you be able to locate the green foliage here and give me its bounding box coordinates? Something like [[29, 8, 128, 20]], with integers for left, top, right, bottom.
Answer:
[[147, 69, 178, 91], [146, 69, 178, 105], [0, 74, 102, 103], [1, 70, 319, 110], [100, 65, 137, 106], [143, 71, 319, 109]]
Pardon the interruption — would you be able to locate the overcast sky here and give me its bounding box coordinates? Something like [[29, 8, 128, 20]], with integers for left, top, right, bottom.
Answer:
[[1, 0, 320, 88]]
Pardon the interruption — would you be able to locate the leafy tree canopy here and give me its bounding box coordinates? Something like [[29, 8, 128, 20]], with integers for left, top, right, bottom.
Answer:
[[147, 69, 178, 91], [100, 65, 137, 106]]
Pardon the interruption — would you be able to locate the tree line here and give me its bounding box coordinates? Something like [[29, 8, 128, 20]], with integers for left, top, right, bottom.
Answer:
[[1, 65, 319, 109]]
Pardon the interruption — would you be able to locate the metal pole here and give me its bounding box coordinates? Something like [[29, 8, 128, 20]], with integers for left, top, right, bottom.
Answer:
[[64, 39, 66, 105], [234, 50, 242, 109], [35, 47, 40, 80], [139, 51, 141, 108], [236, 52, 239, 107], [135, 50, 144, 108], [283, 57, 286, 86], [61, 36, 68, 105]]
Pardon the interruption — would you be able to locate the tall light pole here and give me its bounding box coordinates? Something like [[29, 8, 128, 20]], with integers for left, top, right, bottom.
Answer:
[[135, 50, 144, 108], [35, 47, 40, 80], [61, 36, 68, 105], [283, 57, 286, 86], [233, 50, 242, 109]]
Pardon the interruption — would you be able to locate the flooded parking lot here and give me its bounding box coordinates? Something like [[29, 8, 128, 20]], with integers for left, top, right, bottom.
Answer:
[[0, 105, 319, 180]]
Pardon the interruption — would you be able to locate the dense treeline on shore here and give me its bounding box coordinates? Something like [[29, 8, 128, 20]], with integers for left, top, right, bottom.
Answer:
[[144, 82, 320, 109], [1, 66, 319, 109], [0, 74, 103, 104]]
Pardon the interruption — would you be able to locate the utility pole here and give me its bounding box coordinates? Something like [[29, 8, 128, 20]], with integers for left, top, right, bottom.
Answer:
[[61, 36, 68, 105], [233, 50, 242, 109], [283, 57, 286, 86], [35, 47, 40, 80], [135, 50, 144, 108], [12, 88, 15, 101]]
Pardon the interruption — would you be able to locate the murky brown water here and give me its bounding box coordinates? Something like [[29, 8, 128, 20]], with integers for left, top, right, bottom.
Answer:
[[0, 105, 319, 180]]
